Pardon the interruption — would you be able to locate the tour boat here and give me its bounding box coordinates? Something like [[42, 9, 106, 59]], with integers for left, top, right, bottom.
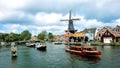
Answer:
[[35, 43, 46, 50], [65, 45, 102, 57]]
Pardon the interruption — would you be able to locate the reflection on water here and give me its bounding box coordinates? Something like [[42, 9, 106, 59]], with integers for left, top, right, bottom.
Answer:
[[0, 43, 120, 68], [81, 56, 101, 63], [11, 57, 17, 68], [12, 56, 17, 63], [67, 53, 101, 64]]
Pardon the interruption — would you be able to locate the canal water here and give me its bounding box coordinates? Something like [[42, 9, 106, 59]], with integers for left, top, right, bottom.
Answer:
[[0, 42, 120, 68]]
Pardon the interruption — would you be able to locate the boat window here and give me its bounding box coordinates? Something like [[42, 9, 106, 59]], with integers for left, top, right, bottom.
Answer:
[[93, 47, 97, 50], [87, 48, 90, 51], [77, 48, 82, 51]]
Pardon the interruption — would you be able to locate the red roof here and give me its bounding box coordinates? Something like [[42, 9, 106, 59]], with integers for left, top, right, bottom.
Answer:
[[107, 29, 120, 37], [100, 27, 120, 37]]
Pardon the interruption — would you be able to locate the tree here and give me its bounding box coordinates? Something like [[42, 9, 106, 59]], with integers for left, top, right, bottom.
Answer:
[[20, 30, 31, 40], [10, 33, 20, 41], [0, 33, 3, 41], [37, 31, 47, 40], [0, 33, 8, 42], [4, 33, 11, 42], [1, 33, 19, 42], [48, 32, 54, 39]]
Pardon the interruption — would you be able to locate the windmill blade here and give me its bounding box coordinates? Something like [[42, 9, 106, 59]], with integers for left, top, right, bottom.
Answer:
[[71, 18, 80, 20], [69, 10, 71, 20], [60, 19, 69, 21]]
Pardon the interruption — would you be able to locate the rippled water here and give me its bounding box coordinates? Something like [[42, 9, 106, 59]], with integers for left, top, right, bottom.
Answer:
[[0, 42, 120, 68]]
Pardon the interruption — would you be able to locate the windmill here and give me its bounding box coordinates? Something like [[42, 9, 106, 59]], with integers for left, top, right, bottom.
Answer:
[[60, 10, 80, 34]]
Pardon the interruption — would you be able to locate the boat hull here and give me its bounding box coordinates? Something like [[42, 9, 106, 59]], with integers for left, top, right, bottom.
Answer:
[[26, 43, 35, 47], [66, 48, 101, 57], [36, 46, 46, 50]]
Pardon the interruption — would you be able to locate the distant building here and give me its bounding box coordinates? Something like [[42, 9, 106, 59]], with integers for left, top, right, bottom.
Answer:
[[81, 28, 96, 41], [95, 27, 120, 43], [113, 25, 120, 34], [31, 36, 39, 41], [64, 32, 72, 42], [54, 35, 64, 42]]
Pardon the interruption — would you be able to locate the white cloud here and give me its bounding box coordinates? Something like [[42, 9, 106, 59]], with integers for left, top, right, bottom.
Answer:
[[0, 0, 120, 35], [0, 30, 5, 33], [74, 16, 120, 31], [1, 13, 120, 35], [34, 12, 63, 26], [115, 19, 120, 23], [0, 0, 27, 10]]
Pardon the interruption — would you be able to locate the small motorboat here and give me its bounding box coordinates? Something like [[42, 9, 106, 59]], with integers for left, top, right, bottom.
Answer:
[[53, 42, 63, 45], [35, 43, 46, 50], [26, 43, 35, 47], [65, 45, 102, 57]]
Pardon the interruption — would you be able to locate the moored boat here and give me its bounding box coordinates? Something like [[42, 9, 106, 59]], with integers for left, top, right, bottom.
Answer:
[[53, 42, 63, 45], [35, 43, 46, 50], [26, 43, 35, 47], [65, 45, 102, 57]]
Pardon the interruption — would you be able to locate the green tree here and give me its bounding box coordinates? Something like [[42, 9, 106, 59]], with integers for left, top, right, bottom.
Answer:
[[0, 33, 3, 41], [48, 32, 54, 39], [4, 33, 11, 42], [0, 33, 7, 42], [0, 33, 21, 42], [37, 31, 47, 40], [10, 33, 20, 41], [5, 35, 11, 42], [20, 30, 31, 40]]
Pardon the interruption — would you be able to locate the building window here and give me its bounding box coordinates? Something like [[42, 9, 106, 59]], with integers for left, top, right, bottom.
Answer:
[[88, 31, 90, 33], [118, 38, 120, 42], [105, 32, 107, 35], [91, 34, 92, 37], [107, 33, 110, 36], [99, 34, 100, 37]]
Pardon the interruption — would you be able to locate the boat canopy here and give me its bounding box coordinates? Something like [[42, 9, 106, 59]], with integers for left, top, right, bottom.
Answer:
[[71, 32, 86, 37]]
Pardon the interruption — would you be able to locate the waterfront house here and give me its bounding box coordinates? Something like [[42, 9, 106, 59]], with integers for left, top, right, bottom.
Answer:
[[95, 27, 112, 41], [113, 25, 120, 34], [81, 28, 96, 41], [95, 27, 120, 43]]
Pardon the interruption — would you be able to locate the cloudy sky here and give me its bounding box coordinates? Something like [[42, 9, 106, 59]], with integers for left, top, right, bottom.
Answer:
[[0, 0, 120, 35]]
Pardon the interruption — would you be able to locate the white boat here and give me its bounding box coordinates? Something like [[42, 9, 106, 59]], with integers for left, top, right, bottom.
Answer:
[[26, 43, 35, 47], [53, 41, 64, 44], [35, 43, 46, 50]]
